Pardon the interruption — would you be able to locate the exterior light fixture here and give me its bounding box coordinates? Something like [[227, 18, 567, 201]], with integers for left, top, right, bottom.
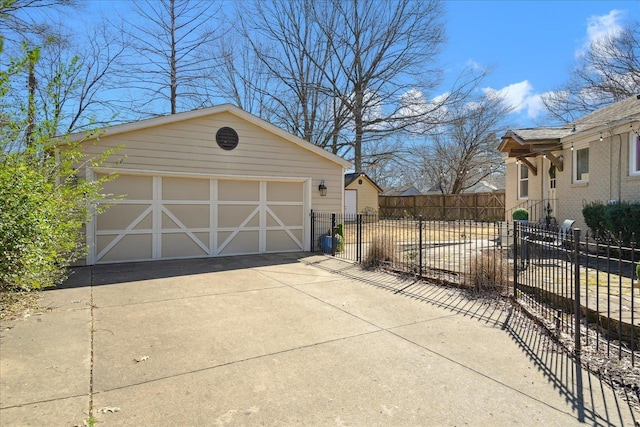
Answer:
[[318, 180, 327, 196], [600, 133, 603, 141]]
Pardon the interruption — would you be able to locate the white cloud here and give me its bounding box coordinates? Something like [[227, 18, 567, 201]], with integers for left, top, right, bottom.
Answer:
[[577, 9, 624, 58], [483, 81, 551, 120]]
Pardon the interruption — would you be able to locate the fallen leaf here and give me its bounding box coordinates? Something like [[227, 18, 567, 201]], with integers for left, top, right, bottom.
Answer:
[[134, 355, 149, 363], [98, 406, 121, 414]]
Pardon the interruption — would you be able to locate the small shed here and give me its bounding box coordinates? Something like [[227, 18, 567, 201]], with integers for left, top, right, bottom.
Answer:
[[344, 172, 383, 216], [67, 104, 351, 264]]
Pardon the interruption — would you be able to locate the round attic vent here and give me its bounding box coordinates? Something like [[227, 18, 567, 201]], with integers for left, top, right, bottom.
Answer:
[[216, 127, 239, 150]]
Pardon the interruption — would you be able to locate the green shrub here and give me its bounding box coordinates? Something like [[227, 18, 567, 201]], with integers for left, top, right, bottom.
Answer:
[[0, 148, 115, 290], [512, 208, 529, 221], [583, 201, 640, 245], [637, 264, 640, 280], [582, 202, 606, 239], [0, 43, 118, 291]]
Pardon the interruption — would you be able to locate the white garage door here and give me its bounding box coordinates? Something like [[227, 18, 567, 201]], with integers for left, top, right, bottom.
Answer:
[[91, 173, 307, 264]]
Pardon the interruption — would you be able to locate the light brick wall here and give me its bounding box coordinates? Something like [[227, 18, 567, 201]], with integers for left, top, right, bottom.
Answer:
[[554, 130, 640, 233]]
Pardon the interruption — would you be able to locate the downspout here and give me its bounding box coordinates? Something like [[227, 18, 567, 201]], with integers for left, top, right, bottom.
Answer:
[[618, 134, 623, 202], [609, 133, 613, 200]]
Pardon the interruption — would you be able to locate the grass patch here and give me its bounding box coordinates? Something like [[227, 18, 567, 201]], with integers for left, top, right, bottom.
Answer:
[[468, 249, 510, 294], [363, 234, 397, 269]]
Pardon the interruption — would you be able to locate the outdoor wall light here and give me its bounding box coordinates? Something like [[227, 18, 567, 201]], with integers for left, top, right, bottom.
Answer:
[[318, 180, 327, 196]]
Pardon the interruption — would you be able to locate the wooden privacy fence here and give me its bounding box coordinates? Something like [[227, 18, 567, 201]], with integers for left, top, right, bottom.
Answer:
[[379, 191, 505, 221]]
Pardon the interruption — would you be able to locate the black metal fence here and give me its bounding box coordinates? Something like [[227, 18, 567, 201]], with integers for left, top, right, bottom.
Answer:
[[311, 211, 509, 288], [311, 211, 639, 365], [514, 222, 638, 364]]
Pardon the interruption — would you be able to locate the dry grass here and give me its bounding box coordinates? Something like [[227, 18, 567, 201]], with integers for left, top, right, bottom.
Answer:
[[342, 219, 498, 244], [468, 249, 510, 294], [0, 289, 43, 321], [362, 234, 397, 269]]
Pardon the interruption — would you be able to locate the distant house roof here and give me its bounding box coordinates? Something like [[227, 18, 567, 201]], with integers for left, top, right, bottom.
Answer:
[[380, 185, 422, 196], [344, 172, 383, 192], [499, 94, 640, 159], [462, 180, 500, 193]]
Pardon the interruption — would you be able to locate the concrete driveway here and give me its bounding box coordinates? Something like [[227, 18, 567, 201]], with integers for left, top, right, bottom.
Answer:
[[1, 253, 636, 426]]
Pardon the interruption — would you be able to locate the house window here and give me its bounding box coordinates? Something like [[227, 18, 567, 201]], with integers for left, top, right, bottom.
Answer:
[[573, 145, 589, 183], [518, 163, 528, 199], [631, 133, 640, 176], [549, 164, 556, 189]]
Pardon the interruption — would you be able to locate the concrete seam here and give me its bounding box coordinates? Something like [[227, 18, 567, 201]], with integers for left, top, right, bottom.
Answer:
[[89, 266, 95, 421], [91, 329, 383, 395]]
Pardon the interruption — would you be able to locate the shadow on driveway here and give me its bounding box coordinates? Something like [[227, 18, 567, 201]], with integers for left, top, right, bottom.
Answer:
[[308, 256, 639, 426], [56, 252, 310, 288]]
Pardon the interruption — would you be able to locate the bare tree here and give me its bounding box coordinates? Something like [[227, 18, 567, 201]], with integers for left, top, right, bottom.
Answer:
[[221, 0, 350, 153], [413, 93, 511, 194], [200, 35, 275, 119], [542, 20, 640, 122], [34, 23, 126, 136], [0, 0, 75, 44], [225, 0, 477, 169], [313, 0, 450, 172], [118, 0, 221, 116], [2, 5, 125, 143]]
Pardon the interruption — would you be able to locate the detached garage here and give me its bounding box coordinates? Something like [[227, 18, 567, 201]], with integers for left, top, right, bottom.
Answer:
[[70, 104, 350, 264]]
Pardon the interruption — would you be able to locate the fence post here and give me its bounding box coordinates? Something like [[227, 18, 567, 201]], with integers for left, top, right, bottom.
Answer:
[[310, 210, 315, 252], [357, 213, 363, 263], [331, 213, 336, 257], [474, 193, 478, 221], [418, 215, 423, 277], [573, 228, 581, 357], [513, 221, 518, 297]]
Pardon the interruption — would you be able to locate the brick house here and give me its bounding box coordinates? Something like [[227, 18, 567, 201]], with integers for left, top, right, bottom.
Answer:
[[499, 94, 640, 231]]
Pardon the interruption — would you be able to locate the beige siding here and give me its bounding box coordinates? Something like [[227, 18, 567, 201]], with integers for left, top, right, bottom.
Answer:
[[504, 157, 545, 221], [345, 180, 380, 214], [504, 160, 518, 220], [82, 111, 344, 212]]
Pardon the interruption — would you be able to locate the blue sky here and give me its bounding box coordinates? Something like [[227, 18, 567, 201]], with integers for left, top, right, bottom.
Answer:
[[24, 0, 640, 129], [442, 0, 639, 128]]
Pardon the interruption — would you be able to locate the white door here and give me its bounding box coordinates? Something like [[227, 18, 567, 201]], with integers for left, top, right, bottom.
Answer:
[[91, 173, 307, 264], [345, 189, 357, 215]]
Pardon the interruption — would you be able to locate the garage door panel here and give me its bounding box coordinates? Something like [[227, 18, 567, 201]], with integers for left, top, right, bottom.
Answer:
[[266, 230, 303, 251], [267, 181, 303, 202], [93, 174, 307, 263], [99, 174, 152, 199], [162, 177, 209, 200], [97, 204, 151, 230], [218, 205, 258, 228], [97, 234, 152, 262], [163, 204, 209, 229], [162, 233, 208, 258], [218, 180, 259, 201], [219, 231, 259, 255], [267, 205, 303, 226]]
